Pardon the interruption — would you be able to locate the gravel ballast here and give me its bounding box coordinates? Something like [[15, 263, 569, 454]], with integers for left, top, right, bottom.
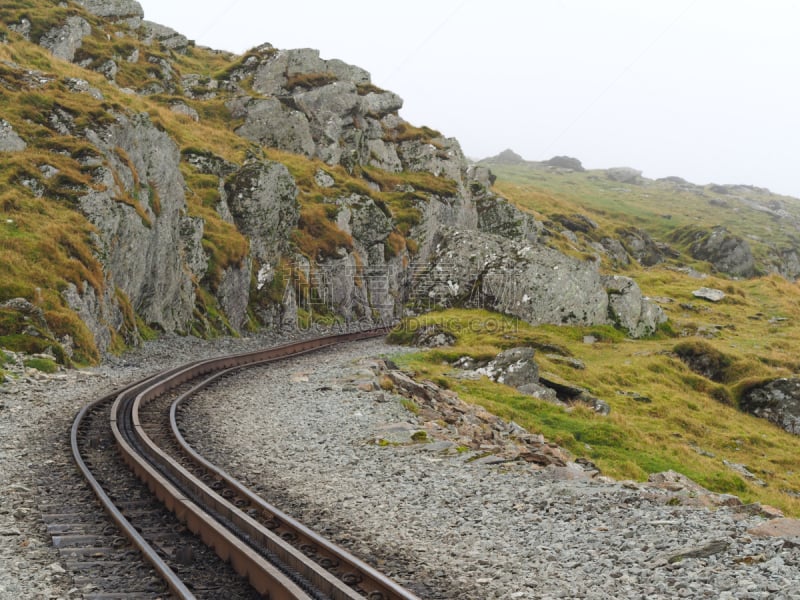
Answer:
[[183, 338, 800, 600], [2, 334, 800, 599]]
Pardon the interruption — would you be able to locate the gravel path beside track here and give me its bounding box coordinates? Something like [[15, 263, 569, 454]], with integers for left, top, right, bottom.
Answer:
[[183, 338, 800, 600], [2, 333, 800, 599]]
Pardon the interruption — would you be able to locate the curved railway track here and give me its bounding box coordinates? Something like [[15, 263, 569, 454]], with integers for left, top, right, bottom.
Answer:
[[70, 329, 421, 599]]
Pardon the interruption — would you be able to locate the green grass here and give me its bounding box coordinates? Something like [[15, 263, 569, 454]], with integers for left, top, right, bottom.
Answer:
[[390, 307, 800, 515], [486, 162, 800, 274], [23, 356, 57, 373]]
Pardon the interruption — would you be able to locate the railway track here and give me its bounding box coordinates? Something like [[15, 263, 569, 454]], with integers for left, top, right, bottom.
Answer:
[[68, 329, 421, 599]]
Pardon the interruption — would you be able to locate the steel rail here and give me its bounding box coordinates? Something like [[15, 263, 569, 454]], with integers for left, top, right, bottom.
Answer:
[[75, 327, 419, 599], [71, 369, 199, 599]]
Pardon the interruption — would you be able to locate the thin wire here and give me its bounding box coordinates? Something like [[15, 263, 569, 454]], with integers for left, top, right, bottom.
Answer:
[[540, 0, 700, 156]]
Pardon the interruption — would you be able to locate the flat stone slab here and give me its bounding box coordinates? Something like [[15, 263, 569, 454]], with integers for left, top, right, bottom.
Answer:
[[748, 518, 800, 539], [693, 287, 726, 302]]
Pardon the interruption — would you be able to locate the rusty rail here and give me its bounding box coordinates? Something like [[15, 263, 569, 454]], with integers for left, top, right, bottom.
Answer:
[[74, 328, 420, 599]]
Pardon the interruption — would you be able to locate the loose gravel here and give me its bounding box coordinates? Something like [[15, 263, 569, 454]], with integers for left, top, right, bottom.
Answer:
[[3, 333, 800, 599], [182, 338, 800, 600], [0, 330, 301, 599]]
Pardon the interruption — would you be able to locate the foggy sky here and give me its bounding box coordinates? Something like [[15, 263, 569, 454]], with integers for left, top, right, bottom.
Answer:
[[136, 0, 800, 198]]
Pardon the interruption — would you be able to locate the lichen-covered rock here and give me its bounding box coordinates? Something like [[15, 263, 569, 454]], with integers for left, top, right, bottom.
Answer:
[[600, 237, 630, 266], [397, 137, 465, 181], [75, 0, 144, 19], [62, 281, 128, 353], [216, 259, 252, 332], [741, 379, 800, 435], [687, 226, 756, 278], [79, 113, 200, 339], [339, 195, 392, 246], [477, 347, 539, 388], [230, 96, 315, 157], [604, 275, 667, 338], [292, 81, 363, 166], [475, 195, 542, 242], [223, 160, 299, 265], [141, 21, 189, 51], [417, 227, 609, 328], [361, 91, 403, 117], [618, 227, 677, 266], [39, 16, 91, 62], [0, 119, 26, 152], [415, 228, 663, 338]]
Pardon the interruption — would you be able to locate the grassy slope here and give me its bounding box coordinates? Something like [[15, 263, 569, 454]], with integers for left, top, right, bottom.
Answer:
[[392, 163, 800, 516], [0, 10, 453, 360], [489, 164, 800, 269]]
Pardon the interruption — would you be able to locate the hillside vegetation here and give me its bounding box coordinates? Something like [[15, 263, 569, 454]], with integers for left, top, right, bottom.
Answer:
[[391, 157, 800, 515], [3, 3, 800, 516]]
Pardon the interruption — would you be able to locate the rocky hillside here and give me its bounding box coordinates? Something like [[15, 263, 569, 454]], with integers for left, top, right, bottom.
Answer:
[[0, 0, 663, 365], [480, 151, 800, 281]]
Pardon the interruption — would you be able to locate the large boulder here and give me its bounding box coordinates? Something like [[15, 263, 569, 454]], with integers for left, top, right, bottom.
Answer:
[[686, 226, 756, 278], [414, 228, 663, 338], [740, 378, 800, 435], [476, 347, 539, 388], [0, 119, 26, 152], [229, 97, 316, 158], [606, 167, 642, 184], [618, 227, 677, 266], [604, 275, 667, 337], [39, 16, 91, 62], [75, 0, 144, 19], [223, 160, 300, 265]]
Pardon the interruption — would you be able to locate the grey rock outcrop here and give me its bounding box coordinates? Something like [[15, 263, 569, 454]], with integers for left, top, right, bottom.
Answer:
[[223, 160, 299, 268], [141, 21, 189, 51], [229, 97, 316, 158], [39, 16, 91, 62], [228, 47, 400, 170], [216, 259, 252, 332], [477, 347, 539, 388], [0, 119, 26, 152], [600, 237, 630, 266], [8, 18, 31, 40], [740, 378, 800, 435], [483, 149, 525, 164], [543, 156, 584, 171], [62, 281, 127, 353], [78, 113, 201, 345], [687, 226, 756, 277], [475, 196, 541, 242], [604, 275, 667, 338], [606, 167, 643, 184], [0, 298, 51, 336], [292, 80, 363, 166], [618, 227, 677, 267], [414, 228, 661, 337], [75, 0, 144, 19], [397, 137, 465, 180]]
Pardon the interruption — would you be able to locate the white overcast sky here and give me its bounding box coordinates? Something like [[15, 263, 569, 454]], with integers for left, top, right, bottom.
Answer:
[[137, 0, 800, 198]]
